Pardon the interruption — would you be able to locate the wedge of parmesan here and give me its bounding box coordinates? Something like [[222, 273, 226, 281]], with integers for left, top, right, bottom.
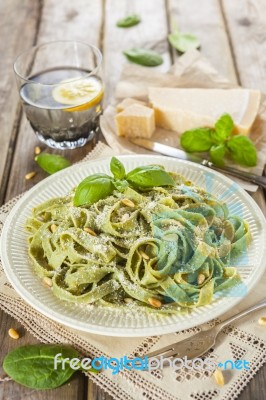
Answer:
[[115, 104, 155, 138], [148, 88, 261, 135], [116, 97, 147, 113]]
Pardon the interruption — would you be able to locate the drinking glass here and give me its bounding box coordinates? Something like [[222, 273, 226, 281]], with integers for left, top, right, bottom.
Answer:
[[14, 40, 103, 149]]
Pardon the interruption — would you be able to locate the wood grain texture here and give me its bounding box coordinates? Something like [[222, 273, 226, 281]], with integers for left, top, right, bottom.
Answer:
[[221, 0, 266, 90], [0, 0, 40, 204], [167, 0, 237, 83], [103, 0, 172, 105]]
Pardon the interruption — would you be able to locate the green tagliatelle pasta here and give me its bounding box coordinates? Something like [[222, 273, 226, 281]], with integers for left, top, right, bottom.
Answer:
[[26, 171, 251, 314]]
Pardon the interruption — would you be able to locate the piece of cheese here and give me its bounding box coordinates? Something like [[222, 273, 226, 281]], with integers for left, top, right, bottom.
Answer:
[[148, 88, 261, 135], [116, 98, 147, 113], [115, 104, 155, 138]]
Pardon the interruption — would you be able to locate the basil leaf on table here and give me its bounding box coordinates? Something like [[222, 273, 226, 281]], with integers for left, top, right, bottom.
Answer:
[[213, 113, 234, 143], [227, 136, 257, 167], [35, 153, 71, 174], [3, 345, 79, 389], [210, 144, 226, 167], [116, 14, 141, 28], [180, 128, 214, 152], [168, 31, 200, 53], [110, 157, 126, 179], [74, 173, 114, 206], [123, 48, 163, 67], [127, 165, 175, 188]]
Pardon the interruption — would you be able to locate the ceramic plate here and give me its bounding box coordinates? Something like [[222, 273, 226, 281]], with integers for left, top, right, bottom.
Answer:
[[1, 155, 266, 336]]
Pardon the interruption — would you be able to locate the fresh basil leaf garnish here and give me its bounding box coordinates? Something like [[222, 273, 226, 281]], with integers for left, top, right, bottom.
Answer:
[[227, 136, 257, 166], [168, 31, 200, 53], [210, 144, 226, 166], [110, 157, 126, 180], [126, 165, 175, 188], [180, 128, 215, 152], [74, 173, 114, 206], [35, 153, 71, 174], [113, 179, 129, 192], [116, 14, 141, 28], [123, 48, 163, 67], [213, 113, 234, 143]]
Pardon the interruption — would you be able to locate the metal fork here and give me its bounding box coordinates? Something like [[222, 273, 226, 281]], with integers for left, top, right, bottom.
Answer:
[[145, 299, 266, 360]]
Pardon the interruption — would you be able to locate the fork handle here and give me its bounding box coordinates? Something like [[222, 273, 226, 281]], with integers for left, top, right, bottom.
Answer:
[[217, 299, 266, 331]]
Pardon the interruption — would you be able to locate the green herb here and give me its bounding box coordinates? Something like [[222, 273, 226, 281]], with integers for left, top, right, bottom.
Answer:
[[110, 156, 126, 179], [168, 31, 200, 53], [126, 165, 175, 188], [3, 344, 98, 390], [117, 14, 141, 28], [35, 153, 71, 174], [180, 128, 214, 152], [180, 113, 257, 167], [123, 48, 163, 67], [74, 157, 175, 206], [74, 173, 114, 207]]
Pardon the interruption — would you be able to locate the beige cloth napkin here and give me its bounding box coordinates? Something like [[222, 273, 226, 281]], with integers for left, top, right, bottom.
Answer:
[[0, 141, 265, 400], [100, 50, 266, 192]]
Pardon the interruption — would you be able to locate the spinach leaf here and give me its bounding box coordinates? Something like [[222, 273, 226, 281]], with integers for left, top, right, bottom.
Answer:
[[123, 48, 163, 67], [210, 144, 226, 166], [110, 157, 126, 179], [3, 345, 79, 389], [74, 173, 114, 206], [35, 153, 71, 174], [213, 114, 234, 143], [127, 165, 175, 188], [180, 128, 214, 152], [117, 14, 141, 28], [227, 136, 257, 166], [168, 31, 200, 53]]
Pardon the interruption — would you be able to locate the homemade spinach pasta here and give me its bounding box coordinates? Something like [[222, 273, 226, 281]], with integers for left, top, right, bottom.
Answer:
[[26, 169, 251, 314]]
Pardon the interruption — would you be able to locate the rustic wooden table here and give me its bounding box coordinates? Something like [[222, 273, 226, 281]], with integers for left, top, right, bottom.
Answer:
[[0, 0, 265, 399]]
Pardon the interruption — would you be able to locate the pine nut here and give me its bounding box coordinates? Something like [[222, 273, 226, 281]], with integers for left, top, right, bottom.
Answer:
[[213, 369, 224, 386], [121, 198, 135, 208], [50, 224, 57, 233], [124, 297, 134, 304], [139, 250, 150, 260], [258, 317, 266, 326], [84, 227, 97, 236], [43, 277, 53, 287], [25, 171, 36, 180], [148, 298, 162, 308], [8, 328, 20, 340], [197, 273, 205, 285], [34, 146, 41, 155], [121, 213, 130, 222]]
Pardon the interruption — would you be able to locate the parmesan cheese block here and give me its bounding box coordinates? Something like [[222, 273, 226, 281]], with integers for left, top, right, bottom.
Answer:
[[116, 97, 147, 113], [148, 88, 261, 135], [115, 104, 155, 138]]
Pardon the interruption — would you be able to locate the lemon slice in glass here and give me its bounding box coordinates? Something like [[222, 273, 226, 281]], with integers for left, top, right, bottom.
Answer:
[[52, 76, 103, 112]]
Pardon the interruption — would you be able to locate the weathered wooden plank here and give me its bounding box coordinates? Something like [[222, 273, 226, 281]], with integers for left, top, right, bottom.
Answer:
[[222, 0, 266, 91], [0, 0, 40, 205], [103, 0, 172, 105], [5, 0, 103, 202], [167, 0, 237, 83]]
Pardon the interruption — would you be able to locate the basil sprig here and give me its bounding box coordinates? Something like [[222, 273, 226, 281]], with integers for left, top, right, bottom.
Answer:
[[116, 14, 141, 28], [74, 157, 175, 207], [3, 344, 98, 390], [180, 114, 257, 167], [35, 153, 71, 174], [123, 48, 163, 67]]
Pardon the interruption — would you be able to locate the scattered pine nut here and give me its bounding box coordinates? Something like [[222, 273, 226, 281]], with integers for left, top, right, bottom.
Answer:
[[84, 227, 97, 236], [124, 297, 134, 304], [213, 369, 224, 386], [34, 146, 41, 155], [8, 328, 20, 340], [258, 317, 266, 326], [148, 298, 162, 308], [121, 198, 135, 208], [43, 277, 53, 287], [50, 224, 57, 233], [139, 250, 150, 260], [25, 171, 36, 180], [197, 273, 205, 285]]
